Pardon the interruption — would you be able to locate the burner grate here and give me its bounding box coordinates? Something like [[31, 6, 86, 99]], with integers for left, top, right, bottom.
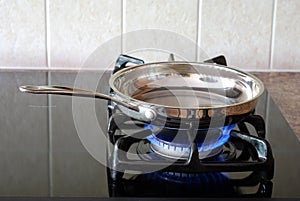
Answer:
[[107, 113, 274, 181]]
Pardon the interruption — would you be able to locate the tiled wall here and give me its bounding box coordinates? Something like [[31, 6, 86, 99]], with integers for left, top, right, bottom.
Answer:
[[0, 0, 299, 71]]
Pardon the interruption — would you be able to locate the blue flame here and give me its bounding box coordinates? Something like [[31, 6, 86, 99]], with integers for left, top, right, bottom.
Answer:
[[145, 124, 236, 155]]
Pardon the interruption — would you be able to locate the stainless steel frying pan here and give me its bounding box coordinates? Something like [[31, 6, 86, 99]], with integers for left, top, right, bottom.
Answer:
[[19, 57, 264, 127]]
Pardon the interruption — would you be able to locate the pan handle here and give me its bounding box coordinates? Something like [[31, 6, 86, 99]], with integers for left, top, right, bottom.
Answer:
[[19, 85, 139, 109], [19, 85, 157, 121], [21, 85, 144, 113]]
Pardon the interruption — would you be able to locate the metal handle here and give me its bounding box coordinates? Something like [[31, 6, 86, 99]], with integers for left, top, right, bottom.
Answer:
[[19, 85, 140, 112]]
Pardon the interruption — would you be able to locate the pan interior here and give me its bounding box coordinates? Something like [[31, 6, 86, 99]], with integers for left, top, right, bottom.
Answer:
[[111, 63, 263, 109]]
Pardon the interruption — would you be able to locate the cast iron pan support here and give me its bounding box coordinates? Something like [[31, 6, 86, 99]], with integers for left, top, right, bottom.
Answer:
[[238, 114, 266, 138], [113, 54, 144, 74], [107, 117, 274, 176], [114, 54, 227, 73]]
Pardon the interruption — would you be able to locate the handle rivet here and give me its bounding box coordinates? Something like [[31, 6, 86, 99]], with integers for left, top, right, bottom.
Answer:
[[144, 110, 156, 120]]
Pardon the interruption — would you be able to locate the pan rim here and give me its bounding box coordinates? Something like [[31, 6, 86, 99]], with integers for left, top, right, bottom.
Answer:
[[109, 61, 265, 110]]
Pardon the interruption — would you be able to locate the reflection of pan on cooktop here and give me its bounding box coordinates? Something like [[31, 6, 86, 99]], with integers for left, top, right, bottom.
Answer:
[[19, 54, 264, 127]]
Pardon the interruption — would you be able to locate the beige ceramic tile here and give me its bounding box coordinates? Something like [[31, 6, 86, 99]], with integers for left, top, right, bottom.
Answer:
[[201, 0, 273, 70], [273, 0, 300, 70], [125, 0, 198, 62], [50, 0, 121, 68], [0, 0, 46, 67]]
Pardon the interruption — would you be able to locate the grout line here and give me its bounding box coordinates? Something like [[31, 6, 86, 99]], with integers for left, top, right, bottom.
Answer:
[[1, 66, 300, 72], [45, 0, 51, 68], [121, 0, 126, 53], [45, 0, 53, 197], [44, 0, 48, 68], [269, 0, 278, 70], [240, 68, 300, 72], [196, 0, 202, 61], [0, 66, 51, 70]]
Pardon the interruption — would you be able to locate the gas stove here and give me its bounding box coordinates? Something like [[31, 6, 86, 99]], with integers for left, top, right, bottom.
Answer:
[[101, 55, 274, 197], [0, 57, 300, 199], [106, 111, 274, 197]]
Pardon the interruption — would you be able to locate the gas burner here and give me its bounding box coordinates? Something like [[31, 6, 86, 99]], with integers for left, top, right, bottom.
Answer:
[[107, 54, 274, 198], [107, 113, 274, 175], [144, 124, 236, 159], [108, 123, 274, 197], [136, 137, 237, 162], [136, 129, 266, 164]]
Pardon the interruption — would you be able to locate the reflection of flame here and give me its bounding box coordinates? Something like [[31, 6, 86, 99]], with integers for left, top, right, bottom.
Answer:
[[155, 171, 229, 185]]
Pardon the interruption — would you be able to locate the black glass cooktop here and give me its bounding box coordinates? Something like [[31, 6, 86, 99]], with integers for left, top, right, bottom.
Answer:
[[0, 71, 300, 199]]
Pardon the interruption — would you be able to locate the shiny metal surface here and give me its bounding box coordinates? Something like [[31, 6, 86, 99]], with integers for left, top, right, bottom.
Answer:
[[19, 62, 264, 125], [19, 85, 156, 122], [110, 62, 264, 123], [19, 85, 138, 111]]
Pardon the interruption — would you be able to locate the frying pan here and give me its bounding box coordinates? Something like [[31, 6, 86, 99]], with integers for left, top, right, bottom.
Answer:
[[19, 56, 264, 128]]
